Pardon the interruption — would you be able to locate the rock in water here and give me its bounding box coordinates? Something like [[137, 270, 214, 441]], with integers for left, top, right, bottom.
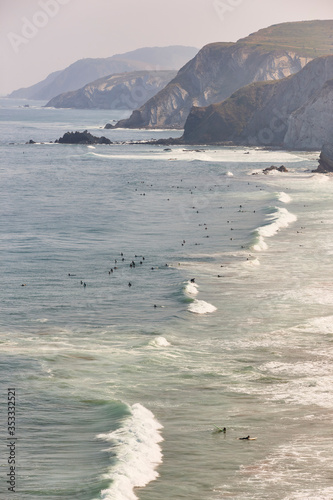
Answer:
[[263, 165, 288, 173], [55, 130, 112, 145], [314, 144, 333, 172]]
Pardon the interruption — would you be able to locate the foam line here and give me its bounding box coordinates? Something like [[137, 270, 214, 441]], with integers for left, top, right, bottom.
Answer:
[[97, 403, 163, 500], [252, 207, 297, 251]]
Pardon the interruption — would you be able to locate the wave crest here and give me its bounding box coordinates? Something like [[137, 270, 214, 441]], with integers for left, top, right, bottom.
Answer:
[[97, 403, 163, 500]]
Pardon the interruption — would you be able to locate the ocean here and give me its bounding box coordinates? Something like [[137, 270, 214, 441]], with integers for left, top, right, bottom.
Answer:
[[1, 98, 333, 500]]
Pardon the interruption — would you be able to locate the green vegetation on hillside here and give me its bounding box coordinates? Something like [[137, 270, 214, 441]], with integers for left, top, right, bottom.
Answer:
[[238, 20, 333, 57]]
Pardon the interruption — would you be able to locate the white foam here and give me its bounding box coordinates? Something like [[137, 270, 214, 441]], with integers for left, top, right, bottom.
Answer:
[[277, 191, 292, 203], [258, 361, 333, 408], [304, 316, 333, 335], [97, 403, 163, 500], [184, 281, 199, 296], [239, 438, 333, 499], [310, 173, 330, 184], [252, 235, 268, 252], [252, 207, 297, 251], [149, 336, 171, 347], [262, 360, 333, 378], [188, 300, 217, 314], [283, 487, 333, 500], [89, 149, 305, 164], [242, 258, 261, 268], [286, 286, 333, 306]]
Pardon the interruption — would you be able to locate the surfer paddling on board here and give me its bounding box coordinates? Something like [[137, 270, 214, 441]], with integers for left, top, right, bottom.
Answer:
[[213, 425, 226, 433], [239, 435, 257, 440]]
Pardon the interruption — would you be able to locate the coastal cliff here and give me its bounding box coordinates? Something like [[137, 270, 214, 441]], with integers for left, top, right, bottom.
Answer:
[[284, 80, 333, 149], [182, 56, 333, 149], [45, 71, 177, 110], [115, 20, 333, 129], [116, 45, 311, 129]]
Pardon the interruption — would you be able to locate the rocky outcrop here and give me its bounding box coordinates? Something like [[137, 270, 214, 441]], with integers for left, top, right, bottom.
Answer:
[[55, 130, 111, 145], [182, 56, 333, 149], [9, 46, 198, 101], [263, 165, 288, 174], [45, 71, 177, 109], [314, 144, 333, 172], [183, 81, 277, 144], [115, 20, 333, 130]]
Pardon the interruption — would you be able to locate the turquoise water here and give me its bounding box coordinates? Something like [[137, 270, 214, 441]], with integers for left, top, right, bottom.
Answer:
[[1, 98, 333, 499]]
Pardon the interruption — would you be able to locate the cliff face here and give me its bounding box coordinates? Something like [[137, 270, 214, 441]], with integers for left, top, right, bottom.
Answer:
[[8, 46, 198, 101], [183, 81, 277, 143], [45, 71, 177, 110], [284, 80, 333, 149], [116, 20, 333, 130], [316, 143, 333, 171], [182, 56, 333, 149], [116, 44, 311, 129]]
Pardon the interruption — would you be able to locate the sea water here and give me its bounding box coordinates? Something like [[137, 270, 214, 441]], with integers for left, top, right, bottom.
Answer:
[[1, 98, 333, 500]]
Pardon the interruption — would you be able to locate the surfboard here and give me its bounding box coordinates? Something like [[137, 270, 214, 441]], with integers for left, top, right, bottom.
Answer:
[[213, 425, 226, 432], [239, 437, 257, 440]]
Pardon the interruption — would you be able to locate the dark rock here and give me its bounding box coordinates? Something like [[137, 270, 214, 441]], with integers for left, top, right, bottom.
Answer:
[[263, 165, 288, 173], [148, 137, 183, 146], [55, 130, 112, 145], [313, 144, 333, 172], [116, 110, 145, 129], [26, 139, 36, 144], [104, 123, 115, 129]]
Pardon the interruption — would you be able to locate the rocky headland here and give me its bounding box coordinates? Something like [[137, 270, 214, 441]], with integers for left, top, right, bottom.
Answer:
[[45, 71, 177, 110], [115, 20, 333, 130], [181, 55, 333, 149]]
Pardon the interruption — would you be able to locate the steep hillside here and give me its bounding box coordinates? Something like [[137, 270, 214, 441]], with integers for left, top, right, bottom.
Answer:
[[45, 71, 177, 109], [284, 79, 333, 149], [8, 46, 198, 101], [182, 56, 333, 149], [116, 20, 333, 129]]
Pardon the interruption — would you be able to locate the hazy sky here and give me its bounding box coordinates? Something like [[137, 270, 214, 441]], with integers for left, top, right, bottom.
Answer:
[[1, 0, 332, 95]]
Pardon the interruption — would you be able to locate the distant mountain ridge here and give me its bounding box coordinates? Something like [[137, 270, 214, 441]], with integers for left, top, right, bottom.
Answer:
[[45, 71, 177, 110], [116, 20, 333, 130], [8, 46, 198, 101]]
